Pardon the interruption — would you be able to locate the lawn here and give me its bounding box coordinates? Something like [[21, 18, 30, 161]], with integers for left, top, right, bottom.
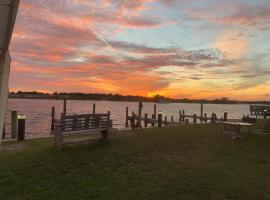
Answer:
[[1, 124, 270, 200]]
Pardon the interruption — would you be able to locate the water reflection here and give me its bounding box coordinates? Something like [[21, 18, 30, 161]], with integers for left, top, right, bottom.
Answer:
[[4, 99, 250, 139]]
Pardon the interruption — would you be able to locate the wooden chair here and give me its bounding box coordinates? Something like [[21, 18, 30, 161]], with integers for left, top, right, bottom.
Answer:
[[249, 120, 270, 141]]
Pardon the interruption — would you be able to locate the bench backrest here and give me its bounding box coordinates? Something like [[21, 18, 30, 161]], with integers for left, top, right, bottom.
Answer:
[[59, 113, 112, 133]]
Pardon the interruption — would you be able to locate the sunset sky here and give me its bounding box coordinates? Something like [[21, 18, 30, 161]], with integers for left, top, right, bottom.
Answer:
[[9, 0, 270, 100]]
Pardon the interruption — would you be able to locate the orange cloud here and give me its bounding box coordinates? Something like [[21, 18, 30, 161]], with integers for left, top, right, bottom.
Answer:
[[8, 0, 270, 100]]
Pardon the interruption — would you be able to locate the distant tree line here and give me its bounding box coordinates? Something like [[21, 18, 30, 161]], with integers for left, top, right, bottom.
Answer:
[[9, 91, 270, 105]]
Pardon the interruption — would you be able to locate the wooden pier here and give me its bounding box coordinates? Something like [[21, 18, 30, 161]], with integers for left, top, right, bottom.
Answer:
[[125, 102, 230, 130], [250, 105, 270, 118]]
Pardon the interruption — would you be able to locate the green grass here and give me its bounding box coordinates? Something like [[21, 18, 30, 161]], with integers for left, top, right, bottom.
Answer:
[[1, 124, 270, 200]]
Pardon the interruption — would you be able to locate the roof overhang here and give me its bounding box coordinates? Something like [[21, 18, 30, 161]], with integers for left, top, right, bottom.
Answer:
[[0, 0, 20, 57]]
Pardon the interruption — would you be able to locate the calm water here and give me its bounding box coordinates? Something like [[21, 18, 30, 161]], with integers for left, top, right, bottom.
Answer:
[[4, 98, 250, 139]]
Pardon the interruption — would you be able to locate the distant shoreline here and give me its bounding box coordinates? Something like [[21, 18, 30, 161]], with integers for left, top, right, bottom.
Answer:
[[8, 96, 270, 105]]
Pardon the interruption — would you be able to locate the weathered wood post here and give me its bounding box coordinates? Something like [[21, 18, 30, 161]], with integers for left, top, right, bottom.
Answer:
[[72, 115, 78, 130], [125, 107, 129, 127], [158, 114, 162, 127], [131, 112, 135, 129], [223, 112, 228, 122], [171, 116, 174, 122], [204, 113, 207, 123], [200, 103, 203, 123], [131, 111, 134, 125], [93, 103, 96, 114], [54, 113, 64, 147], [85, 115, 90, 129], [151, 114, 155, 126], [193, 114, 197, 123], [165, 116, 168, 125], [63, 99, 67, 115], [138, 101, 143, 128], [2, 123, 5, 139], [211, 112, 214, 123], [11, 110, 18, 139], [154, 104, 157, 119], [107, 111, 111, 129], [185, 118, 189, 124], [51, 106, 55, 131], [17, 115, 26, 141], [179, 110, 182, 123], [213, 113, 217, 123], [182, 110, 185, 122], [144, 113, 148, 127]]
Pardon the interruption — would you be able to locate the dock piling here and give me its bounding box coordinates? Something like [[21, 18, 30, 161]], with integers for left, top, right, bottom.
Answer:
[[131, 112, 135, 129], [200, 103, 203, 123], [93, 103, 96, 114], [182, 110, 185, 122], [11, 111, 18, 139], [18, 115, 26, 141], [151, 114, 155, 126], [63, 99, 67, 115], [51, 107, 55, 131], [154, 104, 157, 119], [158, 114, 162, 127], [138, 101, 143, 128], [144, 113, 148, 127], [125, 107, 128, 127], [223, 112, 228, 121], [2, 123, 5, 139], [193, 114, 197, 124]]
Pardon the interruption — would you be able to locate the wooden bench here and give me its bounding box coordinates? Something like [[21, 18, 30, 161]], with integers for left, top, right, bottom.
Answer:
[[249, 120, 270, 140], [53, 112, 112, 147]]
